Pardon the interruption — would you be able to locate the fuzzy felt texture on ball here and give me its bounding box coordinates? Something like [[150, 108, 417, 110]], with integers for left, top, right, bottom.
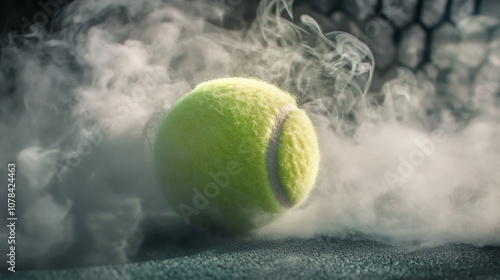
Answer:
[[154, 77, 320, 232]]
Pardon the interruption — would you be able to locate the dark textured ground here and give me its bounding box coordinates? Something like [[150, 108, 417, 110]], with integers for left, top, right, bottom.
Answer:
[[3, 234, 500, 279], [1, 0, 500, 279]]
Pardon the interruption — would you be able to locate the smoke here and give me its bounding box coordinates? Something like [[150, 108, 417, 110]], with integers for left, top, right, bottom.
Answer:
[[0, 0, 499, 269]]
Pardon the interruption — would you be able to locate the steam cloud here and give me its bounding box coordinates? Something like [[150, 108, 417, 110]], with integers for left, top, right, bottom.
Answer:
[[0, 0, 499, 268]]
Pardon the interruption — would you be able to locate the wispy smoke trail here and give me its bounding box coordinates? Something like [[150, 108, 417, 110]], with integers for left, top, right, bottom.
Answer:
[[0, 0, 499, 269]]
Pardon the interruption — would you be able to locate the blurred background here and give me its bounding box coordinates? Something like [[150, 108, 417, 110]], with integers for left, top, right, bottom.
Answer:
[[3, 0, 500, 92], [0, 0, 499, 278]]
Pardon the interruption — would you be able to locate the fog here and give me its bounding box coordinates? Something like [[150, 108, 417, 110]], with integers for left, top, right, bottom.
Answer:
[[0, 0, 499, 268]]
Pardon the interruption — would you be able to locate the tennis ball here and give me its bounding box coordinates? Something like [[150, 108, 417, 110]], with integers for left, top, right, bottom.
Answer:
[[154, 77, 319, 232]]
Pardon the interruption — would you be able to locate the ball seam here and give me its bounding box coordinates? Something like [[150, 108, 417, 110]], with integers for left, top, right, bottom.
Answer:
[[266, 103, 296, 208]]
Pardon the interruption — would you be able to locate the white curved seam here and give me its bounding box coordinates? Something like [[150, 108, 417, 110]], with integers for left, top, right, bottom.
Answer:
[[266, 103, 296, 208]]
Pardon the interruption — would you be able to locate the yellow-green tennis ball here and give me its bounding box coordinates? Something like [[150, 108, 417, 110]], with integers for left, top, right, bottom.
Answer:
[[154, 77, 320, 232]]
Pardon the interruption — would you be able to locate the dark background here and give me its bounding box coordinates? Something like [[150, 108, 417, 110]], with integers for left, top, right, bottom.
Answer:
[[1, 0, 500, 279], [2, 0, 500, 93]]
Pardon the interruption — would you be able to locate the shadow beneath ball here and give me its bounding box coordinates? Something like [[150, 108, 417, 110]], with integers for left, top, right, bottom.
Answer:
[[135, 212, 256, 263]]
